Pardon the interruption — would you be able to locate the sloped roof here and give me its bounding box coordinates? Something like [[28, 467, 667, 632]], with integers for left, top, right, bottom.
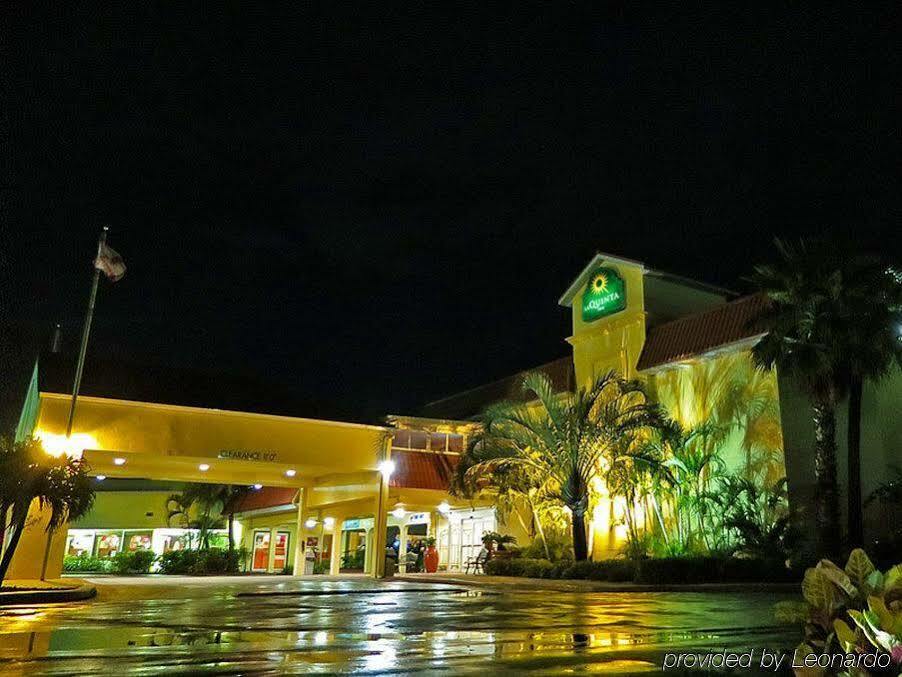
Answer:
[[421, 356, 574, 420], [389, 450, 458, 491], [229, 487, 298, 514], [637, 293, 767, 370]]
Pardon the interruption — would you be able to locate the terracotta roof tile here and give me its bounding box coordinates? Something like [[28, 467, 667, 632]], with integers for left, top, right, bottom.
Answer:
[[389, 450, 458, 491], [229, 487, 297, 513], [637, 294, 767, 370]]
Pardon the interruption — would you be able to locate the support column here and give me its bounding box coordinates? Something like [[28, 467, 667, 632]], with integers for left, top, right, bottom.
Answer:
[[292, 487, 308, 575], [372, 442, 391, 578], [397, 524, 409, 573], [363, 528, 374, 574], [329, 519, 343, 575]]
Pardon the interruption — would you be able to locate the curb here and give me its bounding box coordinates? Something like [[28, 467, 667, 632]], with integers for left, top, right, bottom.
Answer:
[[0, 583, 97, 606], [394, 575, 798, 594]]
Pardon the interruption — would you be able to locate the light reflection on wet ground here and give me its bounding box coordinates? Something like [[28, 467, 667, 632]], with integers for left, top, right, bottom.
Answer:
[[0, 576, 799, 674]]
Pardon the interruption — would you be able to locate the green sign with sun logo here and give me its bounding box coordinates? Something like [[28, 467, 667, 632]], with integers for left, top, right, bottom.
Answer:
[[581, 267, 626, 322]]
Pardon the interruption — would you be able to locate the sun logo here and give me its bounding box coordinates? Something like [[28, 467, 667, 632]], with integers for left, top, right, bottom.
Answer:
[[591, 272, 608, 294]]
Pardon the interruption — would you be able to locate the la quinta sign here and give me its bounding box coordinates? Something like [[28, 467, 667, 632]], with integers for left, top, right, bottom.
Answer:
[[581, 267, 626, 322]]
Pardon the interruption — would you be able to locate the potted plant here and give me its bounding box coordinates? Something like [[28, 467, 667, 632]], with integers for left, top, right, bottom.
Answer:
[[481, 531, 516, 559], [423, 536, 439, 573]]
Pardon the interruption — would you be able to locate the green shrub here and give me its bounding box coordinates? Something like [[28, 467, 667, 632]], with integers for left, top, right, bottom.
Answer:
[[158, 549, 198, 574], [111, 549, 156, 574], [485, 558, 555, 578], [634, 556, 796, 584], [519, 528, 573, 562], [63, 554, 113, 573], [341, 550, 366, 570], [484, 557, 514, 576], [157, 548, 239, 575], [486, 555, 790, 584], [557, 559, 637, 582]]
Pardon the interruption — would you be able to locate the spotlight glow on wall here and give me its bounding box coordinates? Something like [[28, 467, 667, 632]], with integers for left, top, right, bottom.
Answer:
[[323, 517, 335, 529], [35, 431, 97, 459], [285, 469, 296, 477], [378, 460, 396, 478], [198, 463, 210, 472], [113, 457, 126, 466], [391, 507, 406, 519], [252, 483, 263, 490], [437, 501, 451, 515], [305, 518, 317, 529], [95, 475, 106, 481]]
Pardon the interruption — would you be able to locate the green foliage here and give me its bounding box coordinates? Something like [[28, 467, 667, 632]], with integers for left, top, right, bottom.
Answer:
[[313, 560, 330, 574], [796, 548, 902, 667], [721, 476, 796, 561], [520, 526, 572, 562], [157, 547, 240, 575], [0, 436, 96, 585], [457, 370, 661, 561], [481, 531, 516, 549], [111, 549, 156, 574], [485, 557, 556, 578], [63, 554, 113, 573], [341, 550, 366, 569], [486, 555, 793, 584], [635, 556, 795, 584]]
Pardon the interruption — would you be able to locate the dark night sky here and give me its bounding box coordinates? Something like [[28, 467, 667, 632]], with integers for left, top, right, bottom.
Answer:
[[2, 5, 900, 426]]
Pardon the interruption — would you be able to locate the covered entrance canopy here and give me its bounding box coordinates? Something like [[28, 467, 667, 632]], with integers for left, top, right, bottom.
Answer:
[[12, 392, 396, 579]]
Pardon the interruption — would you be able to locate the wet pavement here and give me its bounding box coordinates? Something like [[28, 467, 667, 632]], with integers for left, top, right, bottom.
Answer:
[[0, 575, 800, 675]]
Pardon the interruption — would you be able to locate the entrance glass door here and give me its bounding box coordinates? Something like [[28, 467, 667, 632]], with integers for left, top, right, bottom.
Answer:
[[273, 532, 290, 572], [252, 531, 271, 572]]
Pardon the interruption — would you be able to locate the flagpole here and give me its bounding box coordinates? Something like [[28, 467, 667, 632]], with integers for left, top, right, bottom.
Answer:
[[65, 226, 108, 438]]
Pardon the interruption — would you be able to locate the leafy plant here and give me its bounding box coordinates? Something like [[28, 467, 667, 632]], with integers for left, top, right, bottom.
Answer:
[[341, 550, 366, 570], [458, 370, 661, 560], [481, 531, 516, 550], [796, 548, 902, 668], [63, 554, 113, 573], [111, 549, 156, 574], [157, 547, 239, 575], [721, 476, 796, 562], [0, 436, 96, 585]]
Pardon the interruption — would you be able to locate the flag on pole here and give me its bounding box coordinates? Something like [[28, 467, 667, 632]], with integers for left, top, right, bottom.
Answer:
[[94, 241, 126, 281]]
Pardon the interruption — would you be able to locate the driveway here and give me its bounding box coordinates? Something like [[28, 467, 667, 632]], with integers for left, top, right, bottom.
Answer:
[[0, 574, 799, 674]]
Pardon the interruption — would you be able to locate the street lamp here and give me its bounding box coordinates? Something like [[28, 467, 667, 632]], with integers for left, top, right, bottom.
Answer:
[[378, 460, 395, 478]]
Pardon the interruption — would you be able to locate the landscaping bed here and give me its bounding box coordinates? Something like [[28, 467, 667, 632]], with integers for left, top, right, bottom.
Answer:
[[484, 555, 799, 584]]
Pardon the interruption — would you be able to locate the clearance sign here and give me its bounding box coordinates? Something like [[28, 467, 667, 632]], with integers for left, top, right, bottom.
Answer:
[[581, 267, 626, 322]]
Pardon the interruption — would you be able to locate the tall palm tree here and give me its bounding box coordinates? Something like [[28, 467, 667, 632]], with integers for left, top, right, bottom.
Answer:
[[834, 260, 902, 546], [0, 436, 95, 585], [750, 238, 850, 557], [460, 370, 660, 561]]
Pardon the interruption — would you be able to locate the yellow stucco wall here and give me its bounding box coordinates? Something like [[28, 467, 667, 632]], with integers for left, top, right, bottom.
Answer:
[[5, 501, 68, 580], [71, 491, 178, 530]]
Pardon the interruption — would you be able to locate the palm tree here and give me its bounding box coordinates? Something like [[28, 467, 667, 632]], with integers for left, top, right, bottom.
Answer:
[[750, 238, 850, 557], [460, 370, 660, 561], [453, 452, 552, 559], [0, 436, 95, 585], [166, 483, 249, 551], [833, 260, 901, 547]]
